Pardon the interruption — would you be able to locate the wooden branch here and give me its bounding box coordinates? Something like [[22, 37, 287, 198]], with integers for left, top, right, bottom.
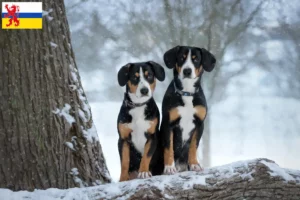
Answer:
[[4, 159, 300, 199]]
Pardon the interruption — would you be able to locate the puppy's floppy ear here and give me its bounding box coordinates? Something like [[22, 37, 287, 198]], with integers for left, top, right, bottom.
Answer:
[[200, 48, 216, 72], [118, 63, 131, 86], [163, 46, 180, 69], [147, 61, 165, 81]]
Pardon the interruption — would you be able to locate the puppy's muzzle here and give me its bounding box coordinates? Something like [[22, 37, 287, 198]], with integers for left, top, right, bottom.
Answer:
[[140, 87, 149, 96], [183, 68, 192, 78]]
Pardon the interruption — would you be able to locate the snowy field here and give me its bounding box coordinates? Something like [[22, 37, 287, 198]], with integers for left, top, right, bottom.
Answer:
[[91, 97, 300, 182]]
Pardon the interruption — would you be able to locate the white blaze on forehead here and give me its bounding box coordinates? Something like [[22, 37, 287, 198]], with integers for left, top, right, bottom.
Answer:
[[181, 50, 197, 79], [179, 50, 198, 93], [128, 67, 152, 104]]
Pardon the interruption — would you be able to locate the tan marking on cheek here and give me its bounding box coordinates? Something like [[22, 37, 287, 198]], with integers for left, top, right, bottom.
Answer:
[[147, 117, 158, 134], [128, 80, 138, 93], [176, 63, 182, 74], [139, 140, 152, 172], [135, 72, 139, 77], [169, 107, 180, 122], [150, 79, 156, 92], [164, 131, 174, 165], [195, 65, 203, 77], [188, 130, 199, 165], [118, 123, 132, 139], [144, 71, 148, 76], [194, 105, 206, 120], [120, 141, 130, 182]]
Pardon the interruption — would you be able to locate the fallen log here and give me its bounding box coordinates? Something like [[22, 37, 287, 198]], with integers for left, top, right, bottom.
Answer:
[[1, 158, 300, 200]]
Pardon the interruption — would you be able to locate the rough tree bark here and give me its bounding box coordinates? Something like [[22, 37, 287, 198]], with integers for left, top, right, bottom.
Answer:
[[3, 159, 300, 199], [0, 0, 110, 191]]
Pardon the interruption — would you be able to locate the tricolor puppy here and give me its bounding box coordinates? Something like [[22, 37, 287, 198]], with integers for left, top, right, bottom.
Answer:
[[117, 61, 165, 181], [161, 46, 216, 174]]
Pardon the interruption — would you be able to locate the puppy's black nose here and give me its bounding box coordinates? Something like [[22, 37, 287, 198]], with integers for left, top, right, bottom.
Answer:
[[140, 87, 149, 95], [183, 68, 192, 77]]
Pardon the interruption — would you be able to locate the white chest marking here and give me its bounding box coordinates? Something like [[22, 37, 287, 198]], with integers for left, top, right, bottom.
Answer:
[[128, 105, 150, 153], [177, 96, 196, 142]]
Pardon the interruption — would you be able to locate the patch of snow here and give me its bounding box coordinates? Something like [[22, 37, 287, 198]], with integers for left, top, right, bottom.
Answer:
[[47, 16, 54, 21], [52, 104, 75, 125], [70, 168, 86, 188], [260, 160, 295, 181], [49, 42, 58, 48], [71, 72, 78, 83], [82, 123, 99, 142], [164, 193, 174, 199], [69, 85, 77, 91], [69, 64, 98, 145], [78, 109, 87, 123], [240, 170, 255, 181], [65, 142, 75, 151], [42, 8, 53, 16], [182, 174, 210, 189], [77, 90, 91, 122]]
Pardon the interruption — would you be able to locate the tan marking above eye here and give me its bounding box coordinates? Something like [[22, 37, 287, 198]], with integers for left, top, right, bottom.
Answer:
[[135, 72, 139, 77], [192, 55, 196, 59], [183, 54, 187, 58], [145, 71, 148, 76]]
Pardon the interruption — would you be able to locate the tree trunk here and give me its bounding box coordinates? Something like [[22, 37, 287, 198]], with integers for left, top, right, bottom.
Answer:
[[0, 0, 110, 191], [3, 159, 300, 199]]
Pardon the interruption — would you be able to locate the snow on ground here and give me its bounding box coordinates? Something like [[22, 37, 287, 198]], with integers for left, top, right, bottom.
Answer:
[[210, 96, 300, 170], [91, 96, 300, 182]]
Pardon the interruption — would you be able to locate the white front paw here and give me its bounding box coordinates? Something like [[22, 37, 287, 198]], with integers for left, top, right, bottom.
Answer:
[[164, 164, 177, 175], [189, 164, 203, 172], [138, 171, 152, 179]]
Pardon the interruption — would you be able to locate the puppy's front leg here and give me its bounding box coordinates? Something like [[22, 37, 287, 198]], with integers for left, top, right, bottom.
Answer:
[[163, 108, 180, 174], [164, 130, 176, 174], [119, 140, 130, 181], [118, 123, 132, 182], [188, 125, 204, 172], [138, 118, 158, 179]]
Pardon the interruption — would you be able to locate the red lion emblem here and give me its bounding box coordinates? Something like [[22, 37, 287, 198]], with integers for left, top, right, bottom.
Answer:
[[4, 4, 20, 27]]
